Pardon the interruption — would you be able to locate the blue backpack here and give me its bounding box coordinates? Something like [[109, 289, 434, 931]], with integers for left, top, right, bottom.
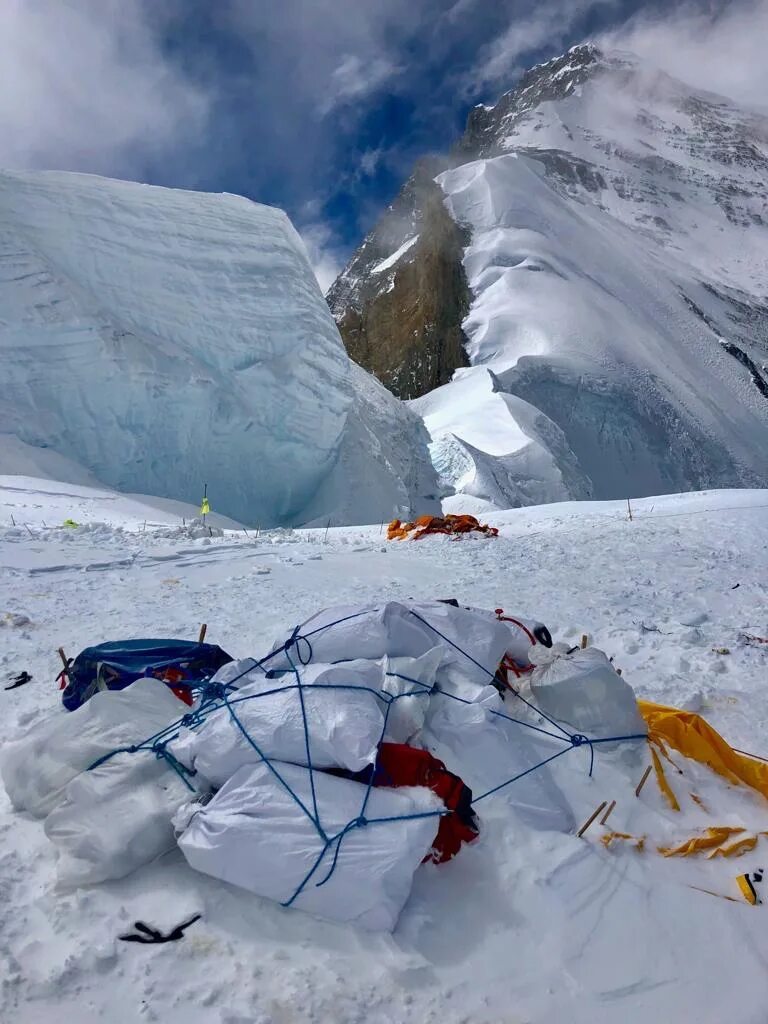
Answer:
[[61, 638, 233, 711]]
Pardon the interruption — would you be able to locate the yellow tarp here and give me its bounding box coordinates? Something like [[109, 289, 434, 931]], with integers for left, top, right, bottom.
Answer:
[[638, 700, 768, 802], [649, 743, 681, 811], [659, 827, 745, 858]]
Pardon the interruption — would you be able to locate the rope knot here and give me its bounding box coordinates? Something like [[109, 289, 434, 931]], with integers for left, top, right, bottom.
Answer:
[[355, 816, 368, 828], [571, 733, 588, 747], [201, 681, 228, 703]]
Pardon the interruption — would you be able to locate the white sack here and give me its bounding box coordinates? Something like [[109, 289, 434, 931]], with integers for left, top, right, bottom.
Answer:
[[266, 601, 510, 688], [172, 659, 387, 787], [529, 644, 647, 740], [425, 685, 575, 833], [383, 646, 444, 744], [491, 611, 549, 667], [177, 760, 441, 931], [1, 678, 184, 818], [44, 753, 191, 886]]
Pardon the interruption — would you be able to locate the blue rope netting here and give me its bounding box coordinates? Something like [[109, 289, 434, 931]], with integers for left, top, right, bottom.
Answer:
[[88, 609, 646, 907]]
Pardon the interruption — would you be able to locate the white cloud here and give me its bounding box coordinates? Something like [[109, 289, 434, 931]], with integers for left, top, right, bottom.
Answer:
[[319, 54, 401, 116], [0, 0, 208, 177], [299, 222, 344, 294], [465, 0, 619, 95], [599, 0, 768, 111]]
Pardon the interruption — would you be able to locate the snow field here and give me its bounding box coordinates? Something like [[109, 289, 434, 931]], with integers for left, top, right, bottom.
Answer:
[[1, 479, 768, 1023]]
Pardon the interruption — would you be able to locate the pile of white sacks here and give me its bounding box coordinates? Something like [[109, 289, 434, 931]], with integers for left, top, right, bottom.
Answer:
[[0, 601, 646, 931]]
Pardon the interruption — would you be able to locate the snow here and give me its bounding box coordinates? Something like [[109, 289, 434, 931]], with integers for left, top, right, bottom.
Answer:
[[412, 367, 589, 508], [416, 54, 768, 510], [2, 476, 768, 1022], [0, 169, 434, 527], [370, 235, 419, 274]]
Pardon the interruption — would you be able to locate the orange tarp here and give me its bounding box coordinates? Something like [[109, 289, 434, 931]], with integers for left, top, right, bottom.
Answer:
[[388, 514, 499, 541]]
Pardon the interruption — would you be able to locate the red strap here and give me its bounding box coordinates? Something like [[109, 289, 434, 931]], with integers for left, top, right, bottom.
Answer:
[[495, 609, 537, 646]]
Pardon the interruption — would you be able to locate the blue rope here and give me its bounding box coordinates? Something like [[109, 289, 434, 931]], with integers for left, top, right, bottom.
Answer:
[[220, 689, 326, 840], [433, 686, 572, 744], [85, 605, 648, 909], [285, 640, 321, 829], [471, 744, 579, 803], [405, 609, 573, 739]]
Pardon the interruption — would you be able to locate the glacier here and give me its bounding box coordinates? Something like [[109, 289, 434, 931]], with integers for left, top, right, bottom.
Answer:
[[0, 169, 437, 526]]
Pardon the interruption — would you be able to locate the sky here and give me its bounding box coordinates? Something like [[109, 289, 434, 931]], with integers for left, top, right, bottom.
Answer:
[[1, 0, 765, 291]]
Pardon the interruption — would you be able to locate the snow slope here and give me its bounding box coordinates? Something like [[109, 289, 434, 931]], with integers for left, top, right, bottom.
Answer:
[[2, 478, 768, 1023], [330, 44, 768, 510], [0, 170, 436, 527]]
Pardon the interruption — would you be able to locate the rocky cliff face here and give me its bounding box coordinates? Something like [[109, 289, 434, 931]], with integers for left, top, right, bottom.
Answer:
[[329, 44, 768, 510], [327, 161, 471, 400]]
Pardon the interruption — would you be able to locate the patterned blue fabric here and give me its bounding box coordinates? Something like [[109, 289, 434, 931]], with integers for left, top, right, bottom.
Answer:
[[62, 639, 233, 711]]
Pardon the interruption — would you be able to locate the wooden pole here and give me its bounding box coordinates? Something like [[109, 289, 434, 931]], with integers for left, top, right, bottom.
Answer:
[[600, 800, 616, 826], [627, 498, 633, 521], [198, 623, 207, 644], [580, 634, 589, 649], [577, 801, 607, 838], [57, 647, 69, 669], [635, 765, 652, 798], [24, 524, 34, 538], [324, 518, 331, 543]]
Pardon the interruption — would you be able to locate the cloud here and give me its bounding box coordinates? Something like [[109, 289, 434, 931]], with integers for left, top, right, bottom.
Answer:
[[359, 147, 385, 177], [319, 54, 401, 116], [464, 0, 619, 95], [299, 222, 344, 294], [598, 0, 768, 111], [0, 0, 208, 178]]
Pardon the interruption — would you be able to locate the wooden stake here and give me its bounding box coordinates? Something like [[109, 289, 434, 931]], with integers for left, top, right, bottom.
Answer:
[[57, 647, 69, 670], [324, 518, 331, 543], [616, 668, 623, 676], [635, 765, 652, 798], [580, 634, 588, 649], [600, 800, 616, 826], [627, 497, 633, 521], [25, 524, 34, 538], [10, 514, 15, 526], [577, 801, 607, 838], [198, 623, 207, 644]]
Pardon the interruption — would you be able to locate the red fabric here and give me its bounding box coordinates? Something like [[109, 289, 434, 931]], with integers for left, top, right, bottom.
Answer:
[[169, 685, 195, 706], [372, 743, 479, 863]]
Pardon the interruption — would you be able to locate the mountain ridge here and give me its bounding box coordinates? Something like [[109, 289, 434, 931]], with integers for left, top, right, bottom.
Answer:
[[329, 43, 768, 510]]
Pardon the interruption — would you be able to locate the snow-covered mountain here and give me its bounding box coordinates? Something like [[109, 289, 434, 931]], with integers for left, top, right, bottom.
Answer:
[[329, 45, 768, 511], [0, 170, 438, 526]]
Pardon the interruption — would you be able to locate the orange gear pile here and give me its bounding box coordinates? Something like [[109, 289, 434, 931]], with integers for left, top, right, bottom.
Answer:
[[387, 513, 499, 541]]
